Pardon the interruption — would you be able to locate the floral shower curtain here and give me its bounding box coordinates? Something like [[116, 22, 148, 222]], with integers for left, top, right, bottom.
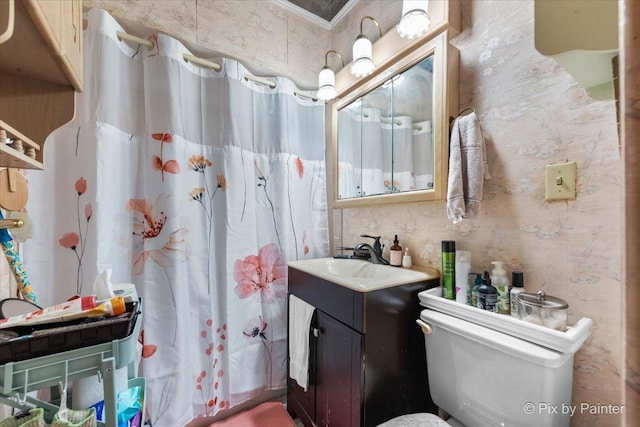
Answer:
[[23, 8, 328, 427]]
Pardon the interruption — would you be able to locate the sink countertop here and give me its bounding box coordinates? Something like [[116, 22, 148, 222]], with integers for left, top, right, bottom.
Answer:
[[288, 257, 440, 292]]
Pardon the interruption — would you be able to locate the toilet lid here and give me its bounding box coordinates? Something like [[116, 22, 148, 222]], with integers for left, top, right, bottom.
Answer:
[[378, 413, 450, 427]]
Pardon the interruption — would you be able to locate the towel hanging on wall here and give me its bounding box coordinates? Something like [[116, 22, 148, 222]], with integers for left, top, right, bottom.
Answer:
[[446, 111, 490, 224]]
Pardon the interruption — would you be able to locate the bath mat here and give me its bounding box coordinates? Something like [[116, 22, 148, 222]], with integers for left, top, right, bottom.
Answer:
[[207, 401, 295, 427]]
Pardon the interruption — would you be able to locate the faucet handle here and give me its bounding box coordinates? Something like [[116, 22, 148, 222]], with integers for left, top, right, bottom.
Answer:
[[360, 234, 382, 252]]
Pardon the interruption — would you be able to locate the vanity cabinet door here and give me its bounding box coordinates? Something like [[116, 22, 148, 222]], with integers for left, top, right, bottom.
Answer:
[[316, 311, 363, 427]]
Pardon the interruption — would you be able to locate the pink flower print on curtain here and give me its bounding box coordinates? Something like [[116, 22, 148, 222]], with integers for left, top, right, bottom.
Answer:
[[197, 320, 228, 416], [295, 156, 304, 179], [151, 133, 180, 181], [127, 197, 187, 345], [58, 177, 92, 296], [233, 243, 287, 303]]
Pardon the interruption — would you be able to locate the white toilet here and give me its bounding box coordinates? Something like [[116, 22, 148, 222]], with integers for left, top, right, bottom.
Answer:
[[406, 287, 592, 427]]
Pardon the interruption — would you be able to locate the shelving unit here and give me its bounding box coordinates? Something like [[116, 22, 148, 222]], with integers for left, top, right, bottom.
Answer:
[[0, 305, 144, 427], [0, 0, 82, 169]]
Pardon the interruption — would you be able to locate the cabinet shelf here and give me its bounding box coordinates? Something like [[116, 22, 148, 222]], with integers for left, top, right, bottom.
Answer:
[[0, 120, 43, 170]]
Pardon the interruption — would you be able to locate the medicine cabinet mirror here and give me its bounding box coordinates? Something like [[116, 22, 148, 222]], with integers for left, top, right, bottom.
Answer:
[[331, 30, 458, 208]]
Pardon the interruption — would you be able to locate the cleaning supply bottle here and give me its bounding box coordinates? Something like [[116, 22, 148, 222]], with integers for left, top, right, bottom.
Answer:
[[510, 271, 525, 318], [402, 248, 412, 268], [491, 261, 511, 315], [455, 251, 471, 304], [477, 271, 497, 312], [471, 273, 482, 308], [390, 235, 403, 267], [441, 241, 456, 300]]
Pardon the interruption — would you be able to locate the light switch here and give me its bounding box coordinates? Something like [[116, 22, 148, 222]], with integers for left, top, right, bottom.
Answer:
[[545, 161, 576, 201]]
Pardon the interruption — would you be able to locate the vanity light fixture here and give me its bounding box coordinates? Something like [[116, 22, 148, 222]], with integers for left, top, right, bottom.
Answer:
[[350, 16, 382, 78], [396, 0, 431, 39], [318, 50, 345, 101]]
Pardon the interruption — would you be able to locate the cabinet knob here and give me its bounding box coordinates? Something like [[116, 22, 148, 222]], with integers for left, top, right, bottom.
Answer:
[[312, 327, 320, 338]]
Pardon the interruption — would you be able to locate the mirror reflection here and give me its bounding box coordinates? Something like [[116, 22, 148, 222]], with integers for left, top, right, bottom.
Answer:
[[336, 54, 434, 200]]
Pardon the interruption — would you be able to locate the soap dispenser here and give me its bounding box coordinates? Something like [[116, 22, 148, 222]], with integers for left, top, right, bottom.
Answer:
[[477, 271, 497, 312], [390, 235, 403, 267], [491, 261, 511, 315]]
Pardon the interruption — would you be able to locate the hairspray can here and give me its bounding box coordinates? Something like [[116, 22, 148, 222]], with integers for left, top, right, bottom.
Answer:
[[441, 241, 456, 300]]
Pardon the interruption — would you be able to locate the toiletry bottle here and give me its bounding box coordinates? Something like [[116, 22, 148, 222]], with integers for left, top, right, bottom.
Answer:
[[471, 273, 482, 308], [441, 241, 456, 300], [477, 271, 497, 312], [402, 248, 412, 268], [390, 235, 403, 267], [455, 251, 471, 304], [510, 271, 525, 318], [491, 261, 511, 315]]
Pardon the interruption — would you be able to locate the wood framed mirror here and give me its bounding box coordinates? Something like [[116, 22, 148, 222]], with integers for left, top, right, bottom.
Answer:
[[331, 30, 458, 208]]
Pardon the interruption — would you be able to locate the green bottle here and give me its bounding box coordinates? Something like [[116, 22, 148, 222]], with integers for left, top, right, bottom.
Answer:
[[441, 241, 456, 300]]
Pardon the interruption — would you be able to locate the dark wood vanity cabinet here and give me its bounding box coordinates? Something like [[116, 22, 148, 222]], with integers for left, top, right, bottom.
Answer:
[[287, 267, 439, 427]]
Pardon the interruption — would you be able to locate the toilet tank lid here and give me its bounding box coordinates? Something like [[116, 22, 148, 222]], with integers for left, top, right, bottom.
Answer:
[[418, 287, 592, 354], [421, 309, 573, 368]]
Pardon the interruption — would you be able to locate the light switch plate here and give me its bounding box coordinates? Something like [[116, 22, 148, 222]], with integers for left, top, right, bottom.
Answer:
[[545, 161, 576, 201]]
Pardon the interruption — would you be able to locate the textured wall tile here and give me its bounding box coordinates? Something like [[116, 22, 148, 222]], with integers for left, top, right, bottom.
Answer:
[[196, 0, 287, 74], [84, 0, 197, 43]]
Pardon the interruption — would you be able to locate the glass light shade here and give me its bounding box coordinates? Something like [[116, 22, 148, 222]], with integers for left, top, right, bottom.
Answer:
[[350, 36, 375, 77], [317, 67, 337, 101], [397, 0, 430, 39]]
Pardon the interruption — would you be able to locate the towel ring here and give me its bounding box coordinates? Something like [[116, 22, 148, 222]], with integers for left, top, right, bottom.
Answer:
[[458, 107, 476, 116]]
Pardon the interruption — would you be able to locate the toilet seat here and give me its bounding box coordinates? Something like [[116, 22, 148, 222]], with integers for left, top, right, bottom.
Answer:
[[377, 413, 453, 427]]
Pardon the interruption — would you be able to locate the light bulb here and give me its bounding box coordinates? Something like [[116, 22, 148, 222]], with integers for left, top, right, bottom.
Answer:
[[317, 67, 337, 101], [397, 0, 430, 39], [350, 36, 375, 77]]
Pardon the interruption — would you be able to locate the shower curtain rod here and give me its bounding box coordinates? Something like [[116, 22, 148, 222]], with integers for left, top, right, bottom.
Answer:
[[115, 30, 222, 73], [244, 73, 277, 89], [381, 117, 402, 126], [114, 30, 284, 90], [116, 30, 154, 48], [183, 53, 221, 71], [294, 91, 318, 102]]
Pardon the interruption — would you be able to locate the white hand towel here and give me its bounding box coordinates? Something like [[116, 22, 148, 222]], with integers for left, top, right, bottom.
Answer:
[[446, 112, 491, 223], [288, 294, 316, 391]]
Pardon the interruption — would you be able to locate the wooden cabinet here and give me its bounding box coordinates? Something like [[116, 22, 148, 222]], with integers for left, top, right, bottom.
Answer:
[[288, 267, 440, 427], [0, 0, 83, 169]]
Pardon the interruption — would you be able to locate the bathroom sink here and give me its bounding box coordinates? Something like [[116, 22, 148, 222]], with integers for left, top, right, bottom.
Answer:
[[288, 257, 439, 292]]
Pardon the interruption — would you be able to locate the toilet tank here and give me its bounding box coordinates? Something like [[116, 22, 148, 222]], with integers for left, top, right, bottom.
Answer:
[[421, 309, 575, 427]]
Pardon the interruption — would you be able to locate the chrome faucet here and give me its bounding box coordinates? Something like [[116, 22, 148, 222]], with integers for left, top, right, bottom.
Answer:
[[354, 234, 389, 265]]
